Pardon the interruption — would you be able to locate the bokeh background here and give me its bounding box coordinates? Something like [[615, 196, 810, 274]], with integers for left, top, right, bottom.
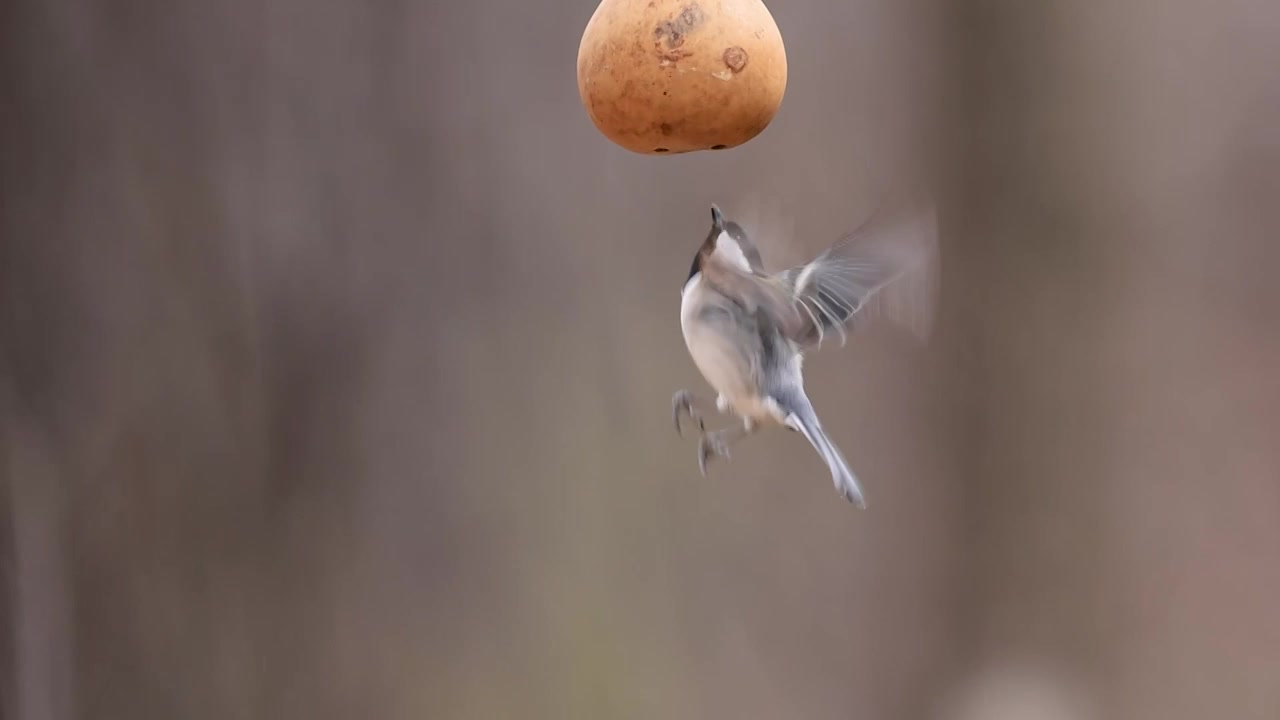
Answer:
[[4, 0, 1280, 718]]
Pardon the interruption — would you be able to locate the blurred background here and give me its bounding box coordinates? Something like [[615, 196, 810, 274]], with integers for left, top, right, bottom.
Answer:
[[3, 0, 1279, 718]]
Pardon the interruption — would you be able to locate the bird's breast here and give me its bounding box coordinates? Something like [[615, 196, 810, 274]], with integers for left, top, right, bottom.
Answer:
[[680, 275, 774, 418]]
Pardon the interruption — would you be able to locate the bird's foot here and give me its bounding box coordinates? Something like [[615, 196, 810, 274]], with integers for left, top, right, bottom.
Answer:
[[672, 390, 704, 437], [697, 430, 733, 477]]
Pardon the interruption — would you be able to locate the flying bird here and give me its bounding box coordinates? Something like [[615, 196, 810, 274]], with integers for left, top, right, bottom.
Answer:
[[672, 196, 939, 507]]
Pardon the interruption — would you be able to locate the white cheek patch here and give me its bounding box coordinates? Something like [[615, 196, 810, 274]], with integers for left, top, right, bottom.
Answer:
[[682, 271, 702, 296], [713, 231, 751, 271]]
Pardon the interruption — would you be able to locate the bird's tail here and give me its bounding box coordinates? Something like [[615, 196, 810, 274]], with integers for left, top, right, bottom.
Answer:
[[781, 391, 866, 508]]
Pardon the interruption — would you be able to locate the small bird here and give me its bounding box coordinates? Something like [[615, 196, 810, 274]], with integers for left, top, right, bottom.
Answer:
[[672, 196, 939, 507]]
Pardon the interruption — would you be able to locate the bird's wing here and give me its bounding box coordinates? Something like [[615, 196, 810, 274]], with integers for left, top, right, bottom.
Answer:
[[777, 195, 940, 350], [699, 252, 808, 338]]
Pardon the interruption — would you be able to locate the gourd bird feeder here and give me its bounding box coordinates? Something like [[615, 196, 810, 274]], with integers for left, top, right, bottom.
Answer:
[[576, 0, 787, 155]]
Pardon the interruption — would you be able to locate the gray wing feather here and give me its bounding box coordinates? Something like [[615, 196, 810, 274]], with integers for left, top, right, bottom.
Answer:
[[780, 196, 940, 349]]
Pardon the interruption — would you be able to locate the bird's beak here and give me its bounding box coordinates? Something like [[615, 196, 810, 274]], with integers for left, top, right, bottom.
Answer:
[[710, 204, 725, 230]]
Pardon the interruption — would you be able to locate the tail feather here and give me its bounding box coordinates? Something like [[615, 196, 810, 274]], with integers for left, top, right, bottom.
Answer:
[[782, 395, 866, 508]]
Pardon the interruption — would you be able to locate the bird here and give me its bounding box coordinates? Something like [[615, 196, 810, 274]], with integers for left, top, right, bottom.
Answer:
[[671, 195, 939, 507]]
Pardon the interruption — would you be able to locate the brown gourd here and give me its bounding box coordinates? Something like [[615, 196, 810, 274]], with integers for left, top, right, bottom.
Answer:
[[576, 0, 787, 155]]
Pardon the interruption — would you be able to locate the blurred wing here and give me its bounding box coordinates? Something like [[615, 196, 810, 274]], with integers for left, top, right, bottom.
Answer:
[[779, 195, 940, 349], [700, 254, 807, 339]]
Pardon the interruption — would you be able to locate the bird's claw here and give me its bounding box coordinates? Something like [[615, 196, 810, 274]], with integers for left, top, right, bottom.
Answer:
[[672, 390, 703, 437], [697, 432, 732, 477]]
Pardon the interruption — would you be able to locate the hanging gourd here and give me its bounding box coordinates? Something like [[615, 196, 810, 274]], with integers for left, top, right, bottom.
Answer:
[[576, 0, 787, 155]]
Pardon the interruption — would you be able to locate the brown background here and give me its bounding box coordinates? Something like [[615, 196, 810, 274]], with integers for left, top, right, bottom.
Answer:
[[3, 0, 1279, 718]]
